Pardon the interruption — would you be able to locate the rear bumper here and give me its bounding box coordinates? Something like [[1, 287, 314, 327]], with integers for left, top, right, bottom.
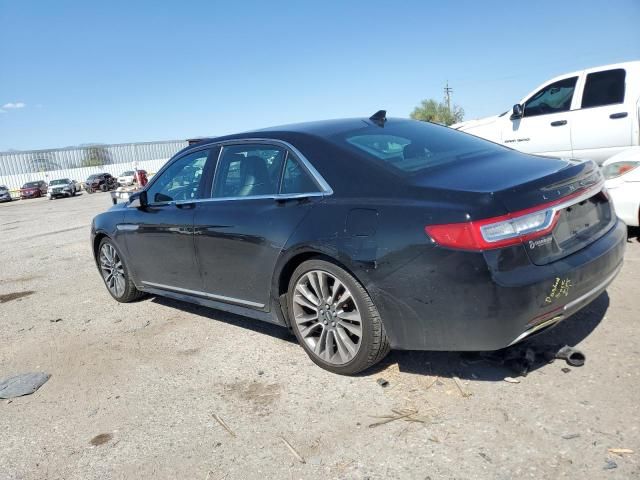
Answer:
[[371, 219, 626, 351]]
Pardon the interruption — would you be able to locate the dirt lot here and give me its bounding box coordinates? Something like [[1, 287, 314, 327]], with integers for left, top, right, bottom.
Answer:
[[1, 193, 639, 480]]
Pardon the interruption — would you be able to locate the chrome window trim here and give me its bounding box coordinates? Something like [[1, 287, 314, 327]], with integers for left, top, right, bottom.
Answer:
[[141, 281, 265, 309]]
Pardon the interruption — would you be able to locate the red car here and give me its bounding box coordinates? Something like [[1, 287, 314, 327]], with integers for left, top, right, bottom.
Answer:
[[20, 180, 48, 199]]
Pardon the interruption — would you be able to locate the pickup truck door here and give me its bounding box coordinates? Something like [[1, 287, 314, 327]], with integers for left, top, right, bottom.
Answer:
[[502, 76, 577, 157], [570, 68, 633, 164]]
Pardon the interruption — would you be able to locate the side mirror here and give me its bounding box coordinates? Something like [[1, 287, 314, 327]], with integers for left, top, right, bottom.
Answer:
[[511, 104, 523, 119], [128, 190, 148, 208]]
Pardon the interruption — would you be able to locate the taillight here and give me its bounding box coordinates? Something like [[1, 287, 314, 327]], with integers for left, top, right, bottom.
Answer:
[[424, 187, 603, 251], [602, 161, 640, 180]]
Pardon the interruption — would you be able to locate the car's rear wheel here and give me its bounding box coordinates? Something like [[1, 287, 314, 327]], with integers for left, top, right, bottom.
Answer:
[[287, 259, 390, 375], [98, 238, 144, 303]]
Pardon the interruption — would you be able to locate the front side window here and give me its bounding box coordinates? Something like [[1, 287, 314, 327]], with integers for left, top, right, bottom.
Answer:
[[146, 149, 210, 204], [212, 144, 285, 198], [280, 154, 320, 194], [524, 77, 577, 117], [581, 69, 626, 108]]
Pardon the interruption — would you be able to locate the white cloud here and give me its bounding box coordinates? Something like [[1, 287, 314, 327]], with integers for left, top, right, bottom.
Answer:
[[2, 102, 26, 109]]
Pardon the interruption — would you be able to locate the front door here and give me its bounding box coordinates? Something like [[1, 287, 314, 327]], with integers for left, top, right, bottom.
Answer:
[[503, 76, 577, 157], [122, 148, 213, 291], [194, 143, 324, 309]]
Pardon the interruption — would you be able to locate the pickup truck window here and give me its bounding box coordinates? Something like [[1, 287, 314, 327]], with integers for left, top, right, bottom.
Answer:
[[581, 69, 626, 108], [524, 77, 577, 118]]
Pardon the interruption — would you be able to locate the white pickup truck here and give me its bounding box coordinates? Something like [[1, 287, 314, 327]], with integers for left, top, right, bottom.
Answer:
[[452, 61, 640, 166]]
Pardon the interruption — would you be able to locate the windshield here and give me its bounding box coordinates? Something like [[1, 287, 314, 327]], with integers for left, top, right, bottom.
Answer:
[[23, 181, 41, 188], [50, 179, 68, 185], [121, 171, 134, 176], [87, 174, 100, 180], [333, 121, 505, 174]]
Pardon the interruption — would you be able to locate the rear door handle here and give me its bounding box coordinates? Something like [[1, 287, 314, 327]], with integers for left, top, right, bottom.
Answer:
[[610, 112, 628, 119], [550, 120, 567, 127], [175, 202, 195, 209]]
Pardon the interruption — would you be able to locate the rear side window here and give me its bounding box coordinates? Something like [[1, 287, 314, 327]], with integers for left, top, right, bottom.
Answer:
[[212, 144, 285, 198], [581, 69, 626, 108], [524, 77, 578, 117], [335, 121, 504, 174], [280, 154, 320, 194]]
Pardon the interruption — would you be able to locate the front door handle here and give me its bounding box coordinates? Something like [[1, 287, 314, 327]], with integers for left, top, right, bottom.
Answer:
[[610, 112, 628, 119], [550, 120, 567, 127], [175, 202, 195, 209]]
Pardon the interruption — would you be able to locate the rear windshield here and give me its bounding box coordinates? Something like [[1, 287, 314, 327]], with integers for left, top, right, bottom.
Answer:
[[121, 171, 134, 176], [332, 121, 505, 175], [23, 181, 41, 187], [50, 179, 68, 185]]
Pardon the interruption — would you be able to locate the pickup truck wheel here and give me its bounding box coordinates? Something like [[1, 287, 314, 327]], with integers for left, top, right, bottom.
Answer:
[[98, 238, 144, 303]]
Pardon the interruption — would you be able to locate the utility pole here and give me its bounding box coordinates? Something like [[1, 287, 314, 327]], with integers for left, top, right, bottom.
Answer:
[[444, 81, 453, 113]]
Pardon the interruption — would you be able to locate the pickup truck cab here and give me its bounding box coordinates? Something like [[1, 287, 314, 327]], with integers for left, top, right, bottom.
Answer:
[[452, 61, 640, 165]]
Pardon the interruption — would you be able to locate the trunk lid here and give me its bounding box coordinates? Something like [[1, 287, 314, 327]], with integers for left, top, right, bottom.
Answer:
[[412, 151, 614, 264]]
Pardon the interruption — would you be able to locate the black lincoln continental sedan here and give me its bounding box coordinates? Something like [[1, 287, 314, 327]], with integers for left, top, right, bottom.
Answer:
[[91, 112, 625, 374]]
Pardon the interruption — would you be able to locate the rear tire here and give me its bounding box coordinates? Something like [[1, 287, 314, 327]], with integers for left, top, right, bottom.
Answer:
[[97, 238, 145, 303], [287, 259, 390, 375]]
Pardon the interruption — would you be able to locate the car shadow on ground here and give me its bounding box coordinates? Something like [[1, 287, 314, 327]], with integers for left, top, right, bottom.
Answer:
[[150, 291, 609, 382], [628, 226, 640, 242], [149, 296, 296, 343], [370, 292, 610, 381]]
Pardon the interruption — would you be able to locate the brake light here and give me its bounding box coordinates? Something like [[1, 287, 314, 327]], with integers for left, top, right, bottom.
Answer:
[[425, 197, 573, 251], [602, 161, 640, 180]]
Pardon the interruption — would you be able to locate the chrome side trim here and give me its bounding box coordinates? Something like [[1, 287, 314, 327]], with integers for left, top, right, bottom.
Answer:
[[116, 224, 139, 231], [563, 261, 622, 312], [141, 281, 265, 309], [508, 315, 564, 346]]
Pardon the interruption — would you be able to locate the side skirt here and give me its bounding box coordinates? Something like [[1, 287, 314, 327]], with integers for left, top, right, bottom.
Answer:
[[140, 285, 286, 327]]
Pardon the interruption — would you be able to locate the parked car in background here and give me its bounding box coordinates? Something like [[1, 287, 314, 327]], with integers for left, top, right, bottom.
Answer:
[[452, 61, 640, 165], [603, 147, 640, 227], [91, 112, 625, 375], [85, 173, 117, 193], [0, 185, 11, 202], [20, 180, 48, 199], [47, 178, 80, 199], [118, 170, 147, 186]]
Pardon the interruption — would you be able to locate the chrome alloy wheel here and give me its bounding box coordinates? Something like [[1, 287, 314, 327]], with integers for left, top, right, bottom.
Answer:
[[292, 270, 363, 365], [99, 243, 126, 298]]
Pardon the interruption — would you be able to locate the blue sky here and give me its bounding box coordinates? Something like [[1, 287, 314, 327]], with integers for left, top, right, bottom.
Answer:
[[1, 0, 639, 151]]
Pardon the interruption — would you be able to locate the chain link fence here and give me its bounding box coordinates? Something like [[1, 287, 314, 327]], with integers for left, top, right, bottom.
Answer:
[[0, 140, 188, 193]]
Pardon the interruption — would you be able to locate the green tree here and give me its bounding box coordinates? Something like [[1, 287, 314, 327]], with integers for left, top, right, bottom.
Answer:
[[81, 145, 111, 167], [410, 99, 464, 126]]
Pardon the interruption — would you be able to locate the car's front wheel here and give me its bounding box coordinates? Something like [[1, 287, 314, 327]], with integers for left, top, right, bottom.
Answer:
[[97, 238, 144, 303], [287, 259, 390, 375]]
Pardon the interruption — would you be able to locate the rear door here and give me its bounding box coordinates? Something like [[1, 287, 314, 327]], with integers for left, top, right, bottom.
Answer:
[[193, 141, 327, 309], [503, 76, 577, 157], [122, 148, 214, 291], [570, 67, 633, 164]]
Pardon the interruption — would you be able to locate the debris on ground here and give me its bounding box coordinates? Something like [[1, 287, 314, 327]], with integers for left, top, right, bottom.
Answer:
[[561, 368, 571, 374], [368, 408, 426, 428], [562, 433, 580, 440], [279, 436, 306, 464], [376, 378, 389, 388], [503, 377, 520, 384], [555, 345, 586, 366], [212, 414, 236, 437], [608, 448, 634, 456], [453, 376, 472, 397], [603, 459, 618, 470], [90, 433, 113, 446], [0, 372, 51, 399], [49, 318, 62, 323]]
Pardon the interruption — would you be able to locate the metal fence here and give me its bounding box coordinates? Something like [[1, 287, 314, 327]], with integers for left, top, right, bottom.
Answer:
[[0, 140, 188, 191]]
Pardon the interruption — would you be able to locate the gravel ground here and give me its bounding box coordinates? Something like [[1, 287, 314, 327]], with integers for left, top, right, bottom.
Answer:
[[1, 193, 639, 480]]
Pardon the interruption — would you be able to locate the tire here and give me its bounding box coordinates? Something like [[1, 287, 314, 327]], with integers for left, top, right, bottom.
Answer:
[[287, 259, 390, 375], [97, 238, 145, 303]]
